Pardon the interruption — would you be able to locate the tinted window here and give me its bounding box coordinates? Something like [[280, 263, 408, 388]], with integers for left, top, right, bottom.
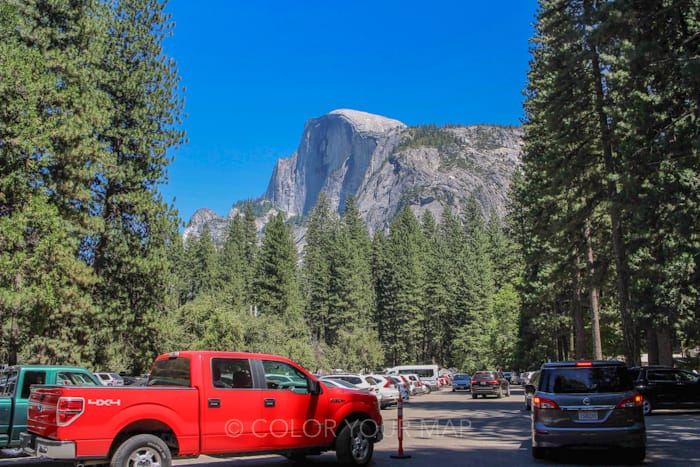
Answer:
[[334, 376, 361, 385], [0, 370, 18, 397], [212, 358, 253, 389], [21, 371, 46, 398], [148, 357, 191, 387], [453, 374, 470, 381], [540, 366, 633, 393], [647, 370, 675, 381], [675, 370, 699, 383], [473, 372, 496, 381]]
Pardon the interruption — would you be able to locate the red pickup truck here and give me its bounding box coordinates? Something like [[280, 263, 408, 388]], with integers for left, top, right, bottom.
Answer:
[[20, 351, 383, 466]]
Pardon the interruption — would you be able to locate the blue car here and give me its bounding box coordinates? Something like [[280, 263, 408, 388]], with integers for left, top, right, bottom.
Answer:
[[452, 373, 471, 392]]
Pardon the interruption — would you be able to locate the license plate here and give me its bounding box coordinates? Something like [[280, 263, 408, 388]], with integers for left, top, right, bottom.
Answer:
[[578, 411, 598, 421], [480, 382, 487, 386]]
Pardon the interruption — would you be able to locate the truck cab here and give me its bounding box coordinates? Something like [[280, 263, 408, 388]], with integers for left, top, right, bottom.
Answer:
[[0, 365, 99, 448]]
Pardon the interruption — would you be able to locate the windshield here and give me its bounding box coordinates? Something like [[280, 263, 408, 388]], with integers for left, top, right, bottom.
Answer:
[[540, 366, 633, 393]]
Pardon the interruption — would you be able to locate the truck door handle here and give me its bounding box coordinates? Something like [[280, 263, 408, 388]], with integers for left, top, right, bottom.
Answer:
[[208, 398, 221, 408], [264, 398, 276, 407]]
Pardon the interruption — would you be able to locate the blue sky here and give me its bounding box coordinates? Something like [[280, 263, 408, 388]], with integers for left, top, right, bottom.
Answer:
[[160, 0, 539, 225]]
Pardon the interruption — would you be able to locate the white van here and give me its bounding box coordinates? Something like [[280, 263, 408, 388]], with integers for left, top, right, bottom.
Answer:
[[387, 364, 440, 391]]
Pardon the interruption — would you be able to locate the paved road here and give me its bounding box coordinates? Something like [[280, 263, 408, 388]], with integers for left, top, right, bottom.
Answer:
[[3, 387, 699, 466]]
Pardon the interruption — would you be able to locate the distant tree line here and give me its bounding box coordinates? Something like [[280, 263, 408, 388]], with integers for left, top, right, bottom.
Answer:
[[169, 196, 523, 374], [514, 0, 700, 367]]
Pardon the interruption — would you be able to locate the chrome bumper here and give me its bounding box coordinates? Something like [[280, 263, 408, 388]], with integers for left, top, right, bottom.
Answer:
[[20, 432, 76, 459]]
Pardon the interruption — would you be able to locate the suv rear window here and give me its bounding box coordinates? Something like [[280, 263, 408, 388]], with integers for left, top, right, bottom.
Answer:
[[473, 372, 496, 380], [540, 366, 633, 393]]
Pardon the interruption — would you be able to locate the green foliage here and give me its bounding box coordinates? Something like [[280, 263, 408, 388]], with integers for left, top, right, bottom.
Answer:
[[516, 0, 700, 367], [396, 124, 460, 151], [254, 213, 302, 317]]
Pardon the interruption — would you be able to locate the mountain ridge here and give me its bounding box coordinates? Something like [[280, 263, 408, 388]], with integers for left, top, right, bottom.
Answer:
[[184, 109, 522, 244]]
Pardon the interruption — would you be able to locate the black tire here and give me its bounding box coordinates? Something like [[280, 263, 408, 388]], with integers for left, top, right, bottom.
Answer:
[[110, 434, 171, 467], [336, 419, 374, 466], [285, 452, 307, 462], [623, 447, 646, 465], [642, 398, 652, 416], [532, 446, 546, 459], [472, 393, 478, 399]]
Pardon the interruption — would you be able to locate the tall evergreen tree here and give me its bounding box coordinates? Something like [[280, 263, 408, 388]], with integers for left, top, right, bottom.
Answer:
[[1, 0, 108, 365], [91, 0, 185, 373], [302, 194, 337, 343], [254, 213, 301, 317]]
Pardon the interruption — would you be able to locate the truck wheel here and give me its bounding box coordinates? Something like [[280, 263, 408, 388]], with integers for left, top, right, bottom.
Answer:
[[336, 419, 374, 466], [110, 434, 171, 467]]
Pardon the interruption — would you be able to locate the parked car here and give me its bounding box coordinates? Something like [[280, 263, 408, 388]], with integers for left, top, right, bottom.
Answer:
[[451, 373, 471, 392], [471, 371, 510, 398], [386, 375, 411, 401], [531, 360, 645, 462], [320, 374, 383, 406], [94, 372, 124, 386], [628, 366, 700, 415], [404, 373, 430, 395], [368, 375, 401, 408], [523, 370, 540, 410], [320, 377, 367, 391]]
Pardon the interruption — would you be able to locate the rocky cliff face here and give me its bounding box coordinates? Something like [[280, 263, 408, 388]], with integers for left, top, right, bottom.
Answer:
[[184, 109, 522, 244]]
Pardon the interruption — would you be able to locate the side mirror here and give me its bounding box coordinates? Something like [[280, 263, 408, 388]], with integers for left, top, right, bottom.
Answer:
[[525, 383, 535, 393], [308, 379, 321, 395]]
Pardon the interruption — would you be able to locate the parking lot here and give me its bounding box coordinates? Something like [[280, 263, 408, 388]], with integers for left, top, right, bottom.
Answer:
[[3, 387, 699, 466]]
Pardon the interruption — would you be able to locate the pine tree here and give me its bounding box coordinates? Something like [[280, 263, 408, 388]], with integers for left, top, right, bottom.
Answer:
[[254, 213, 302, 317], [1, 0, 108, 365], [380, 206, 427, 365], [91, 0, 185, 374], [302, 194, 337, 343]]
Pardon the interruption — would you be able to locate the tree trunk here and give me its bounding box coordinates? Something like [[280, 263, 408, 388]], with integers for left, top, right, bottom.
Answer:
[[657, 325, 674, 367], [585, 7, 640, 364], [573, 268, 587, 359], [584, 219, 603, 360], [647, 326, 659, 365]]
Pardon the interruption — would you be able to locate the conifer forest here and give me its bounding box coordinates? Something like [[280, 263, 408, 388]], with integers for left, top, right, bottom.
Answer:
[[1, 0, 698, 375]]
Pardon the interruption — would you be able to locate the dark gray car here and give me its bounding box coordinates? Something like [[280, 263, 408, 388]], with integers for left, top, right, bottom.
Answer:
[[531, 361, 646, 463]]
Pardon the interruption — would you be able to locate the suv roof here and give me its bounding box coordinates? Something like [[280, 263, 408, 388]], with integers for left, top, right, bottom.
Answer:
[[541, 360, 625, 368]]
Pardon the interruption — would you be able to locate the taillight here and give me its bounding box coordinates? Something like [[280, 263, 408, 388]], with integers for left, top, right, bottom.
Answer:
[[616, 394, 643, 408], [488, 380, 498, 385], [57, 397, 84, 426], [533, 396, 559, 409], [575, 361, 593, 367]]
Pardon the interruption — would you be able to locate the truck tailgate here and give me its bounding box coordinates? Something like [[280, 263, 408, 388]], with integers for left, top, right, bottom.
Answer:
[[27, 385, 200, 458]]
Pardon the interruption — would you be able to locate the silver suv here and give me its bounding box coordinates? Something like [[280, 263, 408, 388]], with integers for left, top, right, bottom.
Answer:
[[531, 360, 646, 463]]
